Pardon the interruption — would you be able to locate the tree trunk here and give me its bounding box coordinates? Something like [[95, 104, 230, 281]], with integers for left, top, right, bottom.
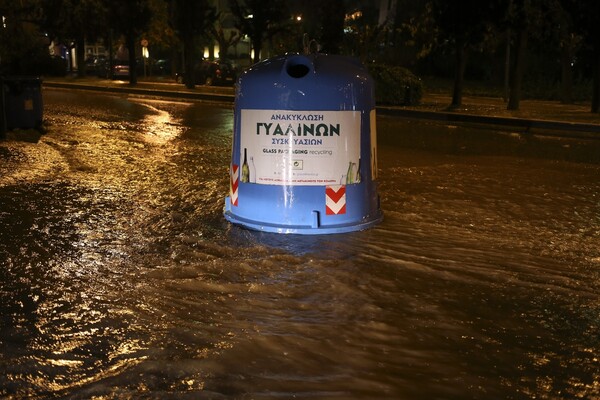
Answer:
[[504, 28, 510, 102], [592, 47, 600, 113], [208, 42, 215, 60], [127, 34, 137, 85], [507, 27, 527, 110], [76, 36, 86, 78], [560, 44, 573, 104], [183, 35, 195, 89], [107, 30, 114, 79], [253, 38, 262, 64], [451, 39, 468, 108]]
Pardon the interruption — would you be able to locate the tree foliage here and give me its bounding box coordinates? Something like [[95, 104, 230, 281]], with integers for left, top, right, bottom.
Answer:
[[210, 13, 241, 60], [342, 2, 387, 62], [35, 0, 152, 82], [564, 0, 600, 111], [0, 0, 48, 75], [108, 0, 153, 84], [295, 0, 345, 54], [3, 0, 600, 112], [385, 0, 600, 112], [430, 0, 502, 107], [169, 0, 215, 88], [228, 0, 290, 63]]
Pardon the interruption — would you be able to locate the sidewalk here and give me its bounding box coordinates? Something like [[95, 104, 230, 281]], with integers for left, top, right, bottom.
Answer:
[[388, 92, 600, 137], [43, 76, 235, 103], [42, 76, 600, 138]]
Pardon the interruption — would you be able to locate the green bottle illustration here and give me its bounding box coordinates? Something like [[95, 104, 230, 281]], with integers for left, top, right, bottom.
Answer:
[[355, 158, 361, 183], [345, 161, 355, 185], [241, 148, 250, 183]]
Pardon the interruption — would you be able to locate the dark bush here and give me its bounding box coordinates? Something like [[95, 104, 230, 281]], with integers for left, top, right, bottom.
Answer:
[[367, 64, 423, 106], [43, 56, 68, 77]]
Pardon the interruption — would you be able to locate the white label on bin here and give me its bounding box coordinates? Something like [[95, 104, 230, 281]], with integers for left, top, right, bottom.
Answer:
[[240, 109, 361, 186]]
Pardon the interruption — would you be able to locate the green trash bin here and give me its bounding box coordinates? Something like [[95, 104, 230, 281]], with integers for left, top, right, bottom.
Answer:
[[2, 76, 43, 130]]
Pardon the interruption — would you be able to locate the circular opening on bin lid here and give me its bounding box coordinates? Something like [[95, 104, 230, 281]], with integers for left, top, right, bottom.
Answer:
[[286, 57, 311, 78]]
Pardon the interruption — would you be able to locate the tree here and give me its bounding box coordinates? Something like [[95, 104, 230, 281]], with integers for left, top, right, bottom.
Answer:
[[504, 0, 550, 110], [39, 0, 109, 77], [0, 0, 38, 74], [431, 0, 501, 108], [388, 0, 437, 68], [296, 0, 345, 54], [342, 2, 387, 62], [228, 0, 290, 63], [170, 0, 215, 88], [320, 0, 345, 54], [564, 0, 600, 112], [547, 0, 579, 104], [143, 0, 179, 65], [210, 13, 241, 60], [109, 0, 153, 85]]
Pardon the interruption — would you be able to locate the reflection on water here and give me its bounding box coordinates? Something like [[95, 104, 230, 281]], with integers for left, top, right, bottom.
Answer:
[[131, 98, 189, 143], [0, 90, 599, 398]]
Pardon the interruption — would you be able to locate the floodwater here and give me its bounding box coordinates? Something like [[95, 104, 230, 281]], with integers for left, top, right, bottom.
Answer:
[[1, 89, 599, 399]]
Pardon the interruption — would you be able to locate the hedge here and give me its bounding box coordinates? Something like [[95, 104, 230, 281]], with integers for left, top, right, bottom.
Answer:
[[367, 64, 423, 106]]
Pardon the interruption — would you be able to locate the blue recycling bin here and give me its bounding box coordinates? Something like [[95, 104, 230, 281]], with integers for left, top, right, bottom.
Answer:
[[2, 76, 43, 130], [224, 53, 383, 234]]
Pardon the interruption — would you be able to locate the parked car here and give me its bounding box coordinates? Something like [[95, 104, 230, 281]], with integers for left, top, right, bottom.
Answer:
[[94, 58, 130, 79], [152, 59, 171, 76], [85, 55, 105, 75], [111, 61, 130, 79], [176, 59, 237, 86]]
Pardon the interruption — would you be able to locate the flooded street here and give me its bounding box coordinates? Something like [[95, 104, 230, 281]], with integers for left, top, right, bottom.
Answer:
[[1, 89, 599, 399]]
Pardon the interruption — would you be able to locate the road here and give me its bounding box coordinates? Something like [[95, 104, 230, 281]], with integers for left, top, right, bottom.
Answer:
[[1, 88, 599, 399]]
